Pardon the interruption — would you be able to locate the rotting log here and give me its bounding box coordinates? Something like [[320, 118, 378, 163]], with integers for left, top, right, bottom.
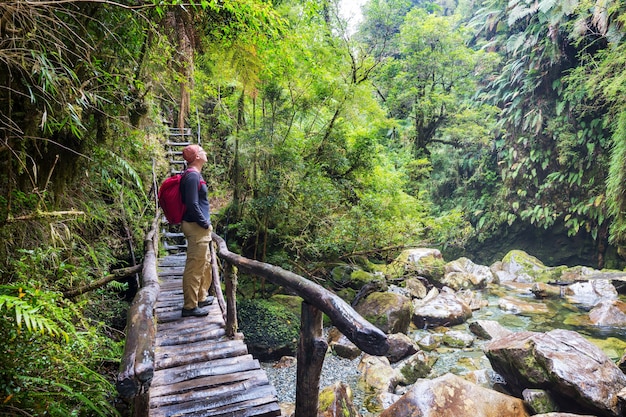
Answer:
[[117, 216, 160, 404], [212, 233, 389, 356], [295, 302, 327, 417]]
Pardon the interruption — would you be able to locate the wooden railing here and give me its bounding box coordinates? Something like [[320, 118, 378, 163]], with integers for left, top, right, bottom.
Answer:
[[116, 216, 160, 416], [116, 219, 389, 417]]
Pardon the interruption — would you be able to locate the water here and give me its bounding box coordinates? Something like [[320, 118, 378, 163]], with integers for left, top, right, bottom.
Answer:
[[263, 284, 626, 415]]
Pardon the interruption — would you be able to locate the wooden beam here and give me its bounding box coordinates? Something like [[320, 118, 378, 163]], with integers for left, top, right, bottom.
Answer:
[[295, 302, 327, 417], [212, 233, 389, 356], [117, 217, 160, 401], [224, 262, 238, 337]]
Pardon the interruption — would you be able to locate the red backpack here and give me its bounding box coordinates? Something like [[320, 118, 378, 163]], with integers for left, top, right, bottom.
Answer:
[[158, 171, 189, 225]]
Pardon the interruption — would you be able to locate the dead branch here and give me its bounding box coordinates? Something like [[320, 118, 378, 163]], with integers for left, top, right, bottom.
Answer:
[[63, 264, 142, 298], [6, 210, 85, 222]]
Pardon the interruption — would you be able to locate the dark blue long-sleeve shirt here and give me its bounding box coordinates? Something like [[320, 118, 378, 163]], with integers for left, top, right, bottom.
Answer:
[[180, 170, 211, 228]]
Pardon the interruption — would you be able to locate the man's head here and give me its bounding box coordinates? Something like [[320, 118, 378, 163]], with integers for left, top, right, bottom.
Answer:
[[182, 144, 201, 163]]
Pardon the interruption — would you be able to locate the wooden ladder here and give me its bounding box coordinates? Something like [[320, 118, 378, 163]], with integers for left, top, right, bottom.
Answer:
[[162, 127, 196, 253]]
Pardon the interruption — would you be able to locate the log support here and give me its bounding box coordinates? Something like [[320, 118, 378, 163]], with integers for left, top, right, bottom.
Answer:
[[295, 302, 328, 417], [225, 262, 238, 337]]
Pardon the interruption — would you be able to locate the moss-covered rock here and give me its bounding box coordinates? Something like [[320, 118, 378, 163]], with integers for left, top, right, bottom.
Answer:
[[497, 249, 566, 283], [237, 298, 300, 360], [350, 269, 378, 290], [355, 292, 412, 334], [318, 382, 359, 417], [386, 248, 446, 282], [270, 294, 303, 318], [330, 264, 356, 288]]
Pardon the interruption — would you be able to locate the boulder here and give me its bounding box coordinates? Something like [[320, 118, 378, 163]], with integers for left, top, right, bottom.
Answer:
[[385, 333, 418, 363], [531, 282, 562, 299], [563, 280, 618, 308], [498, 295, 551, 315], [328, 327, 361, 359], [588, 299, 626, 326], [357, 354, 399, 413], [389, 248, 445, 281], [355, 291, 412, 334], [442, 329, 474, 348], [415, 332, 441, 351], [404, 277, 429, 299], [357, 354, 399, 394], [457, 289, 489, 310], [318, 381, 360, 417], [495, 250, 564, 283], [469, 320, 513, 340], [380, 373, 529, 417], [396, 350, 437, 385], [440, 257, 494, 290], [484, 329, 626, 416], [522, 388, 559, 414], [412, 287, 472, 328]]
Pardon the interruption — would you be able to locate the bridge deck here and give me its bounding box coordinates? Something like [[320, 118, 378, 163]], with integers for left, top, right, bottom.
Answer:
[[149, 254, 282, 417]]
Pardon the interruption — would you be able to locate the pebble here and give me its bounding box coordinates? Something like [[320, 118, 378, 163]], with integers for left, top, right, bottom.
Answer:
[[260, 352, 369, 414]]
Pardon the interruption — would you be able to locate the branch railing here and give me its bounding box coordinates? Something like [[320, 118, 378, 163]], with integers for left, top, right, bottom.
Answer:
[[116, 219, 389, 417], [116, 215, 160, 417], [211, 233, 389, 417]]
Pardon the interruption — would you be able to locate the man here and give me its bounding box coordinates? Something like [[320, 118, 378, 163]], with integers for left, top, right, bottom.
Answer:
[[180, 144, 214, 317]]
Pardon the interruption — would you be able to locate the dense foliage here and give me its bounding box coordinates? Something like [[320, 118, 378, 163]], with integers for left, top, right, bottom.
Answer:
[[2, 0, 626, 414]]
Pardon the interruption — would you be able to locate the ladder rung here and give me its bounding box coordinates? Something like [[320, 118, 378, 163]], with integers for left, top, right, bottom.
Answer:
[[163, 232, 185, 238]]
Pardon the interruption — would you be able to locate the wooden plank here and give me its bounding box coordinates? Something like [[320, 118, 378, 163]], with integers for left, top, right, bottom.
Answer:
[[150, 385, 279, 417], [155, 337, 244, 357], [156, 327, 226, 346], [156, 313, 224, 332], [157, 318, 224, 334], [150, 370, 271, 406], [151, 355, 259, 387], [154, 340, 249, 369]]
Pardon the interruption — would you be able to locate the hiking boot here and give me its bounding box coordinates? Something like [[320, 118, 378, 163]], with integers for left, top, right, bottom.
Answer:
[[181, 307, 209, 317], [198, 296, 215, 308]]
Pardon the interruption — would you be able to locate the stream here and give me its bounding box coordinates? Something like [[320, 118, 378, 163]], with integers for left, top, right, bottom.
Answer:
[[261, 283, 626, 416]]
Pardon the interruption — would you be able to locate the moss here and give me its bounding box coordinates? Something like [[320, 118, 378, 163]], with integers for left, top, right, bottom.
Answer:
[[350, 269, 377, 289], [270, 294, 303, 318], [318, 386, 335, 410], [237, 298, 300, 356]]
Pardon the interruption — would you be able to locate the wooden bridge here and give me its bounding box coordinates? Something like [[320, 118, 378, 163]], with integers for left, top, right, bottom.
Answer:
[[117, 128, 389, 417], [148, 253, 281, 417], [116, 219, 389, 417]]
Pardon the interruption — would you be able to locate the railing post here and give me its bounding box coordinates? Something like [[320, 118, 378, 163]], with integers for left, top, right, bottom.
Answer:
[[224, 262, 238, 337], [295, 302, 328, 417]]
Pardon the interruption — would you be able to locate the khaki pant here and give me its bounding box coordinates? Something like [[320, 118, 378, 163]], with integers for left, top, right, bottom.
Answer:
[[181, 221, 213, 310]]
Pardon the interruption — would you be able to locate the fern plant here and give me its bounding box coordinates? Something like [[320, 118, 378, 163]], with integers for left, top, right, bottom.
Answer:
[[0, 291, 67, 341]]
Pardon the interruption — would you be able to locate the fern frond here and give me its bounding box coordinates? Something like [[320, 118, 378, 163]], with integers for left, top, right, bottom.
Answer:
[[0, 294, 67, 340], [18, 376, 112, 417], [105, 148, 146, 192]]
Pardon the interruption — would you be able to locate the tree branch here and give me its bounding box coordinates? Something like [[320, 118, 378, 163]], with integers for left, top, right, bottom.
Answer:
[[6, 210, 85, 222], [63, 264, 143, 298]]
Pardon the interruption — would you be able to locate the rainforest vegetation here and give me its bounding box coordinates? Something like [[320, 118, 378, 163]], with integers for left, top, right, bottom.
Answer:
[[1, 0, 626, 414]]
